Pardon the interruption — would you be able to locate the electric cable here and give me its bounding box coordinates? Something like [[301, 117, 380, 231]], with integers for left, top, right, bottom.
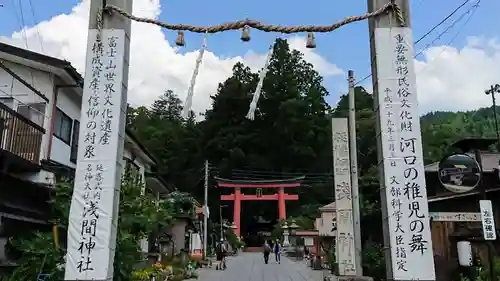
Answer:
[[27, 0, 44, 52], [354, 0, 477, 87]]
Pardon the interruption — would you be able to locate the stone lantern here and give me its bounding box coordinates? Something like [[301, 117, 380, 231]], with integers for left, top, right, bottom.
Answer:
[[288, 220, 299, 246], [282, 221, 290, 247]]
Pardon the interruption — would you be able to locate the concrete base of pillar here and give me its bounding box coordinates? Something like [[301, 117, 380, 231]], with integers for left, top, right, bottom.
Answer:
[[323, 275, 374, 281]]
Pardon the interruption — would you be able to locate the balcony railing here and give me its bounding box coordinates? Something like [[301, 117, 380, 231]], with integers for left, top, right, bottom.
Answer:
[[0, 102, 44, 164]]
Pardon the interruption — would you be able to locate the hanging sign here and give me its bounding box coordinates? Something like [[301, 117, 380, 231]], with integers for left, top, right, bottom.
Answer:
[[256, 188, 263, 198], [64, 29, 126, 280], [429, 212, 481, 222], [374, 27, 435, 281], [479, 200, 497, 240]]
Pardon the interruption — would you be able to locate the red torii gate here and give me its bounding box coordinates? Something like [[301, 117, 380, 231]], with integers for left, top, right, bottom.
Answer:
[[216, 176, 304, 237]]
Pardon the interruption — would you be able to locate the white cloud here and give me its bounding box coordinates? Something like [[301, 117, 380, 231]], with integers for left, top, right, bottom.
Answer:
[[1, 0, 342, 115], [6, 0, 497, 116], [287, 37, 343, 76], [357, 36, 500, 114], [415, 36, 500, 113]]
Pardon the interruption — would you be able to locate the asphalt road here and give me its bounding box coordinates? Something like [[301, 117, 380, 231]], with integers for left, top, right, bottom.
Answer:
[[197, 252, 324, 281]]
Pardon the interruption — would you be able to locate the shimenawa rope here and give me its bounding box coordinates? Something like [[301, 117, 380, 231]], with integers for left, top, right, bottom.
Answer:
[[102, 2, 405, 43]]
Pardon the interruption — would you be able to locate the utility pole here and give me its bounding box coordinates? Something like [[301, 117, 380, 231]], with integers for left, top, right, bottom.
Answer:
[[368, 0, 435, 280], [485, 84, 500, 152], [219, 205, 224, 239], [203, 160, 209, 259], [348, 70, 363, 276], [64, 0, 132, 280]]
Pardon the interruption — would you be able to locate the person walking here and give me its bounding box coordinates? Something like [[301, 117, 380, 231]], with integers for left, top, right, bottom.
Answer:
[[274, 239, 282, 264], [303, 245, 310, 260], [215, 239, 227, 270], [263, 240, 271, 264]]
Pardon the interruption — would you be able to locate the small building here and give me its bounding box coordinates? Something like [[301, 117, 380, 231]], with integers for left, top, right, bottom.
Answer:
[[294, 230, 319, 253], [424, 139, 500, 281], [0, 42, 173, 264], [315, 202, 336, 237], [157, 193, 203, 260], [313, 202, 336, 261]]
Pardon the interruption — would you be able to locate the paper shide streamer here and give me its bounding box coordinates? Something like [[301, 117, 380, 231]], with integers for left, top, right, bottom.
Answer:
[[182, 36, 207, 118], [246, 42, 275, 120]]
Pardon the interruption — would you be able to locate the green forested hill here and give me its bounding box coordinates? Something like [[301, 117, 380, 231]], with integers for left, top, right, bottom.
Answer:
[[421, 107, 499, 163]]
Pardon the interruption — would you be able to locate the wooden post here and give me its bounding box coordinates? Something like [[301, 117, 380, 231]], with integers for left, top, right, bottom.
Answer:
[[348, 70, 363, 275], [203, 160, 208, 258], [278, 187, 286, 220], [234, 188, 241, 237], [64, 0, 132, 280], [368, 0, 435, 280]]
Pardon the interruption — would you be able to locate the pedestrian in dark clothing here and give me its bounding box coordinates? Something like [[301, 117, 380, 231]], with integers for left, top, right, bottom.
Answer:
[[274, 240, 282, 264], [263, 240, 271, 264]]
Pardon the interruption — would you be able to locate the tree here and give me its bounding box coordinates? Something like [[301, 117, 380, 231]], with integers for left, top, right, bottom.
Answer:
[[200, 39, 334, 225], [123, 36, 500, 260], [150, 90, 184, 121], [127, 90, 204, 199], [6, 174, 178, 281]]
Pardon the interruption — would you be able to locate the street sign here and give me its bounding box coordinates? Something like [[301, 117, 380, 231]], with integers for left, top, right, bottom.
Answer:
[[479, 200, 497, 240], [256, 188, 263, 198], [438, 153, 481, 193], [429, 212, 481, 222]]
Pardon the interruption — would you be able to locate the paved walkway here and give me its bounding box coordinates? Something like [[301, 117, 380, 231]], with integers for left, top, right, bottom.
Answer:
[[197, 253, 324, 281]]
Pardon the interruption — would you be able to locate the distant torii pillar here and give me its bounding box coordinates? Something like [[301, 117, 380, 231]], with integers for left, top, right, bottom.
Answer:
[[217, 177, 304, 237]]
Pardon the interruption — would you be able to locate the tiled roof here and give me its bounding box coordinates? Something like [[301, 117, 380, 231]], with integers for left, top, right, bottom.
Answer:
[[319, 202, 336, 211]]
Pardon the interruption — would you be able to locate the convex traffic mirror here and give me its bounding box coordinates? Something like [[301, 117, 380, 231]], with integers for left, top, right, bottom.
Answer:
[[438, 153, 481, 193]]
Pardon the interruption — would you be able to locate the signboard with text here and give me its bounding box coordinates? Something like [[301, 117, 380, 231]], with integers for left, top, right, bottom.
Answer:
[[332, 118, 357, 276], [480, 200, 497, 240], [430, 212, 481, 222], [64, 29, 126, 280], [374, 27, 435, 281]]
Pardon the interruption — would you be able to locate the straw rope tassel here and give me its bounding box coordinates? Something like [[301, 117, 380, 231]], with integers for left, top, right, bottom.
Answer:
[[183, 36, 207, 118], [246, 43, 274, 120]]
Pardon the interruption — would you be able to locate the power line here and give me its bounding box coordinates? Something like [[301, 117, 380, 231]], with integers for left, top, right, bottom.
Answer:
[[353, 0, 476, 87], [27, 0, 44, 52], [414, 0, 479, 59], [9, 0, 27, 47], [208, 166, 332, 176], [7, 0, 38, 92], [416, 0, 479, 74], [211, 172, 331, 180], [209, 169, 333, 186], [15, 0, 29, 48]]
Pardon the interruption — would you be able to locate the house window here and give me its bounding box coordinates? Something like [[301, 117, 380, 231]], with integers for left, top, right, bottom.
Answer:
[[17, 102, 46, 127], [54, 108, 72, 144], [70, 120, 80, 163]]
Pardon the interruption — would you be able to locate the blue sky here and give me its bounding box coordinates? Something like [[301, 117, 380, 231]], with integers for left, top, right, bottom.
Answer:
[[0, 0, 499, 111]]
